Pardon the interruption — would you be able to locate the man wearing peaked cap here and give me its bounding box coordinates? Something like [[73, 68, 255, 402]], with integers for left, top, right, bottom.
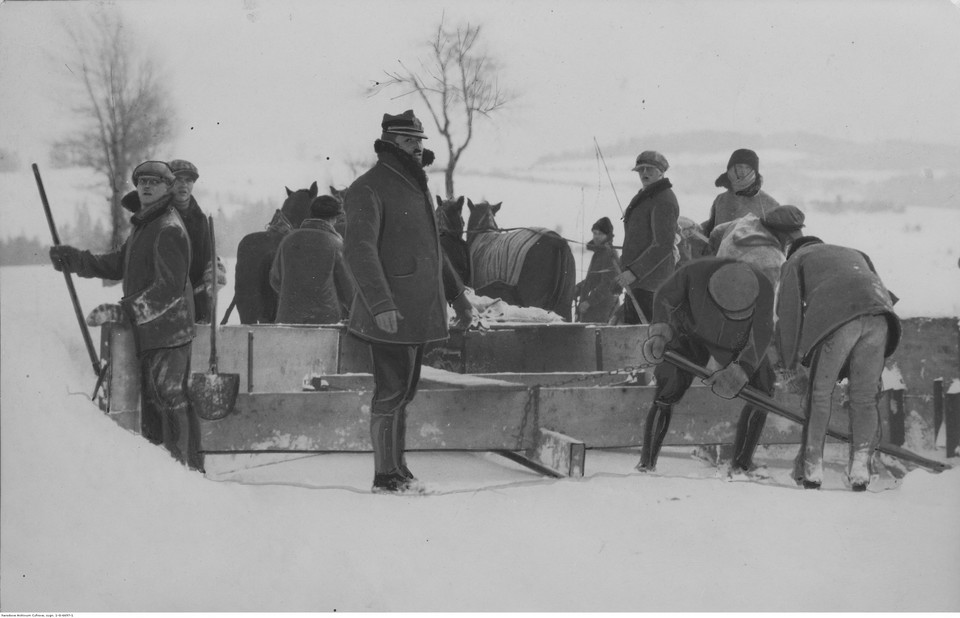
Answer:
[[616, 149, 680, 323], [343, 111, 474, 493], [49, 159, 200, 471], [636, 258, 777, 477], [167, 158, 226, 324]]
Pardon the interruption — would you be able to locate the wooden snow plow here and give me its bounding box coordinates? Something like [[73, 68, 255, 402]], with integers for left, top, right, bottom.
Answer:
[[93, 320, 953, 479]]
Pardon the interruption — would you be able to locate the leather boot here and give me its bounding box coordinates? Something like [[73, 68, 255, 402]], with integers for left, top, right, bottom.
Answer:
[[732, 405, 767, 472], [637, 402, 672, 471]]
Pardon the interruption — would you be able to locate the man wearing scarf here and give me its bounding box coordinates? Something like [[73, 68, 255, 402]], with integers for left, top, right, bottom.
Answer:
[[343, 110, 474, 493], [701, 148, 781, 237]]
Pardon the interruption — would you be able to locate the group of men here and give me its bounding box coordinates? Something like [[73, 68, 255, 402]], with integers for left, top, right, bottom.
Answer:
[[49, 110, 901, 493], [574, 147, 901, 491]]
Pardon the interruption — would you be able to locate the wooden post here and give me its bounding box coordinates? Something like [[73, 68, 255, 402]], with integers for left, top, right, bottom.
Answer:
[[933, 378, 944, 442], [945, 391, 960, 458], [247, 330, 254, 393], [886, 388, 905, 446], [594, 327, 603, 371]]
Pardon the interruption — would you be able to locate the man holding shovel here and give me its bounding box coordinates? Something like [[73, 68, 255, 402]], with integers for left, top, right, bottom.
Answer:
[[49, 161, 201, 471], [636, 258, 776, 475]]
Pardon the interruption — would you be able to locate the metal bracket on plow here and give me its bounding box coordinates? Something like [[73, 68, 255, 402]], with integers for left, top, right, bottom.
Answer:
[[495, 428, 586, 478]]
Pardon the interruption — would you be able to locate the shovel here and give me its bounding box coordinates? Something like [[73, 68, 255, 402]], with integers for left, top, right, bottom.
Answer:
[[190, 216, 240, 420]]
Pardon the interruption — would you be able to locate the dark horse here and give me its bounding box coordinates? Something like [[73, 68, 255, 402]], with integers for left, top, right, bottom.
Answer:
[[234, 182, 320, 324], [440, 198, 576, 321], [435, 195, 471, 287]]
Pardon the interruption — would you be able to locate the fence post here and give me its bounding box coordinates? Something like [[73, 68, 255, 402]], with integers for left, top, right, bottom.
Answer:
[[933, 378, 944, 442], [945, 390, 960, 458], [886, 388, 905, 446]]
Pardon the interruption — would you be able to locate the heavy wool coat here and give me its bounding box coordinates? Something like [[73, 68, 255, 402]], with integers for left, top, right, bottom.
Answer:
[[575, 240, 621, 323], [621, 178, 679, 293], [343, 144, 463, 344], [269, 218, 356, 324], [653, 258, 775, 377], [74, 194, 195, 352], [776, 243, 901, 370]]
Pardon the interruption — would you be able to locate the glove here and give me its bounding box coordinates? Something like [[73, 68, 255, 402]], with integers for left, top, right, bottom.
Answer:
[[450, 291, 476, 332], [201, 257, 228, 291], [639, 322, 674, 365], [49, 245, 83, 273], [703, 363, 749, 399], [85, 302, 125, 326]]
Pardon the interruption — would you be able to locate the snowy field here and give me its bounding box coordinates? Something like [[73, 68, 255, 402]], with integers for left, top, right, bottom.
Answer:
[[1, 257, 959, 613]]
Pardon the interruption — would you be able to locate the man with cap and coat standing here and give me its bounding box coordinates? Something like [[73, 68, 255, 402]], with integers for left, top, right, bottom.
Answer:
[[636, 258, 776, 475], [343, 110, 475, 493], [615, 150, 680, 323], [702, 148, 781, 237], [49, 161, 201, 470], [574, 216, 622, 323], [776, 237, 901, 491], [270, 195, 356, 325]]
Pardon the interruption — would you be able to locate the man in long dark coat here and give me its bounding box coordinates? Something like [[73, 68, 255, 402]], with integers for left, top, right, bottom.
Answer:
[[50, 161, 200, 470], [343, 110, 474, 493]]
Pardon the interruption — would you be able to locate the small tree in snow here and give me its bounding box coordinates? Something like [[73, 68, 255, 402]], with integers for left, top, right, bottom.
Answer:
[[369, 18, 515, 198]]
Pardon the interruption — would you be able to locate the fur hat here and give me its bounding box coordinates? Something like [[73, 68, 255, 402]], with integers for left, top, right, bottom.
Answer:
[[761, 205, 805, 232], [381, 109, 428, 139], [591, 216, 614, 236], [310, 195, 343, 219], [631, 150, 669, 173], [168, 159, 199, 181], [708, 262, 759, 318], [131, 160, 175, 185]]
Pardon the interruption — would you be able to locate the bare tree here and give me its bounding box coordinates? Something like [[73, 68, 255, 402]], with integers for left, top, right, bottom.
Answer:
[[369, 19, 515, 198], [53, 11, 176, 249]]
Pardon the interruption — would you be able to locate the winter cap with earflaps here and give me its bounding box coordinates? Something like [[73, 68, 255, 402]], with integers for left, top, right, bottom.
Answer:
[[761, 205, 805, 232], [591, 216, 614, 236], [631, 150, 669, 173], [310, 195, 344, 219], [381, 109, 428, 139], [168, 159, 199, 181], [131, 160, 175, 185], [708, 262, 760, 319]]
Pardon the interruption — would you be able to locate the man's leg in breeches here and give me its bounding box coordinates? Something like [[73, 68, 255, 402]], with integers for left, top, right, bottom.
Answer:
[[369, 343, 419, 477], [395, 346, 424, 478], [637, 340, 700, 471], [845, 315, 888, 489], [144, 344, 194, 467], [800, 322, 859, 486], [731, 360, 776, 471]]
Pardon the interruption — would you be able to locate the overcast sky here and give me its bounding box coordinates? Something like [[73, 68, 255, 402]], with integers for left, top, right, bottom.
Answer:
[[2, 0, 960, 174]]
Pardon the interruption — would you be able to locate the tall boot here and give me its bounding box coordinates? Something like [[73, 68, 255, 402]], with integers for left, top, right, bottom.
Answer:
[[370, 410, 397, 476], [637, 402, 672, 471], [732, 405, 767, 471], [394, 405, 415, 480]]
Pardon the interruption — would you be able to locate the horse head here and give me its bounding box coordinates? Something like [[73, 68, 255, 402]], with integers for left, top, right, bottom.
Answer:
[[281, 181, 319, 228], [466, 199, 503, 236], [435, 195, 466, 237]]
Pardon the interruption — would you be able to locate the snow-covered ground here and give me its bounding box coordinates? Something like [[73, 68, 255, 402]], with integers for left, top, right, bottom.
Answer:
[[1, 257, 959, 611]]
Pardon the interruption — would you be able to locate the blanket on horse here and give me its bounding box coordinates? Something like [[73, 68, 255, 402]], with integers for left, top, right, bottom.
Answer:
[[470, 227, 555, 288]]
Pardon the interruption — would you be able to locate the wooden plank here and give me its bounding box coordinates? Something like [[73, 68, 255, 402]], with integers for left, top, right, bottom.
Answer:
[[419, 366, 524, 389], [531, 428, 585, 477]]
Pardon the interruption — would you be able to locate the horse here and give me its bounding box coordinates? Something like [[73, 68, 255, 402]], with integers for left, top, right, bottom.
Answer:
[[233, 182, 319, 324], [435, 195, 471, 287], [463, 199, 576, 321]]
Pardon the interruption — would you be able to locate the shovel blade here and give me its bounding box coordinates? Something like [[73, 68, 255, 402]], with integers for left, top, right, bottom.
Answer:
[[189, 372, 240, 420]]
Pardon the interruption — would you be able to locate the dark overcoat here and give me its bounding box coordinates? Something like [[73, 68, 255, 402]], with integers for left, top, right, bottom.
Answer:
[[343, 147, 462, 344], [621, 178, 679, 293], [270, 219, 356, 324], [74, 194, 195, 352]]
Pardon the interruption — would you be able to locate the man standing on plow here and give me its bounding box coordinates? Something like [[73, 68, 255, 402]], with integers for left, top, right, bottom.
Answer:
[[636, 259, 775, 475], [343, 110, 474, 493]]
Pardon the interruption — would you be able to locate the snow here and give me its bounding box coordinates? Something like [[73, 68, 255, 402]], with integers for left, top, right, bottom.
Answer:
[[2, 263, 959, 612]]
